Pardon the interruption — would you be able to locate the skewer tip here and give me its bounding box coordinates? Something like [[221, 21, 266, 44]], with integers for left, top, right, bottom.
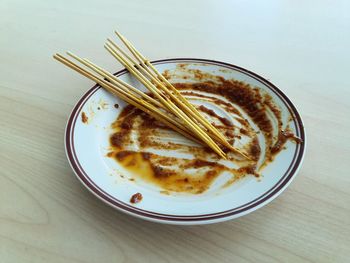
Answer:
[[115, 31, 128, 43], [66, 51, 75, 57], [53, 53, 64, 60]]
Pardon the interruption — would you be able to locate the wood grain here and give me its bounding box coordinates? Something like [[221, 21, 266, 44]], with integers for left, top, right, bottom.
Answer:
[[0, 0, 349, 262]]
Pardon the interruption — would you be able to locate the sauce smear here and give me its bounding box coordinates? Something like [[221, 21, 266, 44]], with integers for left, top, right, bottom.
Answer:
[[108, 71, 301, 194]]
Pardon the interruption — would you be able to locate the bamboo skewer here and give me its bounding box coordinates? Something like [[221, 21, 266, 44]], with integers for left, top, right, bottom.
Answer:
[[53, 54, 204, 145], [104, 44, 227, 158], [120, 39, 233, 146], [110, 32, 250, 159], [66, 52, 163, 109], [53, 32, 251, 160], [55, 53, 225, 157], [74, 56, 213, 149]]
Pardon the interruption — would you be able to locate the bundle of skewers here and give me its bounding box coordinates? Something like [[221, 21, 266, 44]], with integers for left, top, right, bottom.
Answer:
[[54, 31, 249, 160]]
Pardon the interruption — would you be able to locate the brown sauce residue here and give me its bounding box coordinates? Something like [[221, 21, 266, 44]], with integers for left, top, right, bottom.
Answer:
[[270, 129, 303, 155], [130, 192, 142, 204], [108, 71, 301, 194], [113, 150, 248, 194], [198, 105, 233, 127], [81, 112, 88, 124]]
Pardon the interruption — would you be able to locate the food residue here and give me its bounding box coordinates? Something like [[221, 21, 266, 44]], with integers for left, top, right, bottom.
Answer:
[[130, 192, 143, 204], [107, 68, 302, 194], [81, 112, 88, 124]]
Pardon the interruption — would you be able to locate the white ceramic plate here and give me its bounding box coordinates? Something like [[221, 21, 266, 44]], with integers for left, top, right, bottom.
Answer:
[[65, 58, 306, 225]]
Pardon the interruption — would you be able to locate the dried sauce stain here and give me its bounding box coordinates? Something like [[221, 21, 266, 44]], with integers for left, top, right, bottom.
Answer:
[[162, 70, 171, 80], [112, 151, 222, 193], [130, 193, 142, 204], [107, 73, 301, 194], [81, 112, 88, 124], [270, 129, 303, 156], [198, 105, 233, 127], [249, 137, 261, 161], [106, 152, 114, 158]]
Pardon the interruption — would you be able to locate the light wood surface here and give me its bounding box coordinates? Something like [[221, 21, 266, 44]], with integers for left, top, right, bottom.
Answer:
[[1, 0, 349, 262]]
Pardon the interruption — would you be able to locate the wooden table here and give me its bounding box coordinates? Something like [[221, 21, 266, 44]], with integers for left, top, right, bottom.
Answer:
[[1, 0, 349, 262]]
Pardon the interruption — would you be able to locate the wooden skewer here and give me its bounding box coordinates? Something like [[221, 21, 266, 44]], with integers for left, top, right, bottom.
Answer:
[[85, 61, 162, 108], [55, 53, 205, 148], [107, 38, 222, 138], [53, 32, 250, 159], [65, 52, 196, 143], [104, 43, 226, 156], [110, 37, 228, 141], [66, 55, 202, 147], [53, 53, 204, 145], [104, 43, 227, 158], [66, 52, 163, 109], [109, 33, 250, 159]]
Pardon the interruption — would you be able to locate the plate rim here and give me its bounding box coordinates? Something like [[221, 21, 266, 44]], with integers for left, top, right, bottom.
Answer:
[[64, 58, 306, 225]]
